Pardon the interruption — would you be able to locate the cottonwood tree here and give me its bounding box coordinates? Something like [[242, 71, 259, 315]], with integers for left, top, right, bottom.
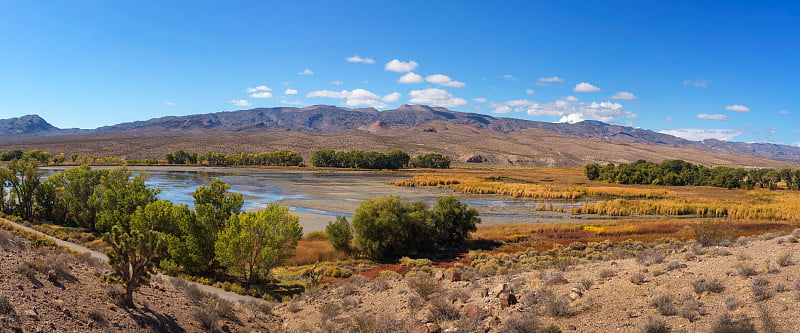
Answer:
[[352, 196, 431, 260], [325, 216, 353, 253], [105, 225, 163, 307], [47, 165, 106, 229], [1, 161, 41, 219], [95, 167, 159, 232], [430, 195, 480, 247], [215, 203, 302, 283]]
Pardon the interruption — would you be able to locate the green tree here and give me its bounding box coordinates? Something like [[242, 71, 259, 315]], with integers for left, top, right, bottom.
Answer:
[[215, 203, 303, 283], [105, 225, 163, 307], [95, 167, 159, 232], [49, 165, 107, 229], [351, 196, 431, 260], [175, 179, 243, 275], [325, 216, 353, 253], [430, 196, 480, 247], [2, 161, 41, 219]]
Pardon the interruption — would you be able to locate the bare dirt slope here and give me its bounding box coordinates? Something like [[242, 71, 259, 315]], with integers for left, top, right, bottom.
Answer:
[[2, 121, 798, 169]]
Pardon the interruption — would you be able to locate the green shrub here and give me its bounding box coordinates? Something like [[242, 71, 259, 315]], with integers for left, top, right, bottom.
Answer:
[[325, 216, 352, 253], [305, 231, 328, 241]]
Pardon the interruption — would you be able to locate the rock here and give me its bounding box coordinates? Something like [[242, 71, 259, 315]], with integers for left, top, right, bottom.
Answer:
[[418, 309, 436, 323], [46, 270, 58, 283], [448, 271, 462, 282], [566, 324, 577, 330], [463, 305, 490, 321], [433, 270, 445, 281], [529, 272, 543, 289], [22, 309, 38, 321], [413, 323, 442, 333], [465, 154, 486, 163], [491, 283, 507, 297], [568, 288, 583, 301], [498, 293, 517, 308]]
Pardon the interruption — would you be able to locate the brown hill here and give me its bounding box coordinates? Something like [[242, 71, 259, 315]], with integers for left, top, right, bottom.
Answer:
[[1, 121, 798, 169]]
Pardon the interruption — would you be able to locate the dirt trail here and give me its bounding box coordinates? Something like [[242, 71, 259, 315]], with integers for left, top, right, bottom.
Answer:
[[1, 217, 267, 304]]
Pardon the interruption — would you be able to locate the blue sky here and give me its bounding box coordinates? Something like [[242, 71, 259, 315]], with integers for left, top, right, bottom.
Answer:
[[1, 1, 798, 146]]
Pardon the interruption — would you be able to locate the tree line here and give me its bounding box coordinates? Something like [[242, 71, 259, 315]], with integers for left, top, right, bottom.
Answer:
[[310, 150, 450, 169], [585, 159, 800, 190]]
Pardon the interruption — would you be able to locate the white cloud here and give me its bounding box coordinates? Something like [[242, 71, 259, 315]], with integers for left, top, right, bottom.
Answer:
[[331, 80, 343, 86], [284, 89, 298, 95], [658, 129, 745, 141], [525, 89, 535, 95], [384, 59, 418, 72], [610, 91, 637, 100], [539, 76, 565, 83], [502, 74, 518, 80], [164, 101, 174, 105], [489, 96, 637, 123], [382, 92, 401, 103], [346, 55, 375, 64], [246, 85, 271, 93], [724, 105, 751, 112], [792, 142, 800, 147], [250, 92, 273, 98], [683, 79, 711, 88], [307, 89, 391, 108], [425, 74, 465, 87], [779, 109, 789, 114], [398, 72, 424, 84], [472, 98, 488, 103], [280, 99, 304, 105], [665, 117, 674, 121], [573, 82, 601, 93], [408, 88, 468, 108], [696, 113, 728, 121], [230, 99, 251, 106], [298, 68, 314, 75]]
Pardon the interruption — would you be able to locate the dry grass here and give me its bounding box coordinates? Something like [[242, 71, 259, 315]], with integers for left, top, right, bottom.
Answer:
[[286, 240, 347, 266]]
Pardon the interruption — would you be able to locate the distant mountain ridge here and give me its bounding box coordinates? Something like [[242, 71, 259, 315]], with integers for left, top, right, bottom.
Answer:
[[1, 104, 798, 163]]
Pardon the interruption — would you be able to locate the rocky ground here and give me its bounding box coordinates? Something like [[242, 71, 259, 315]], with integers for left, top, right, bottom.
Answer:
[[1, 224, 799, 332]]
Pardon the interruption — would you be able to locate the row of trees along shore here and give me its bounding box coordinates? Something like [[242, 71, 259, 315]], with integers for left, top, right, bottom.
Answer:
[[0, 161, 476, 305], [0, 148, 451, 169], [586, 159, 800, 190]]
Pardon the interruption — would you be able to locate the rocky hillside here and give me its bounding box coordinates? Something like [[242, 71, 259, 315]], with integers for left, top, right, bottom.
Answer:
[[2, 218, 799, 332], [2, 105, 799, 163]]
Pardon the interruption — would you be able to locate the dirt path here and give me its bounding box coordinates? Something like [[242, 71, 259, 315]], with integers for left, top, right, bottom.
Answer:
[[1, 217, 267, 304]]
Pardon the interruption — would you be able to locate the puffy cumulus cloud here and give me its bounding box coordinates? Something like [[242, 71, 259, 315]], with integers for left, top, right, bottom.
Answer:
[[331, 80, 343, 86], [724, 104, 750, 112], [573, 82, 601, 93], [472, 98, 488, 103], [384, 59, 418, 73], [696, 113, 728, 121], [683, 79, 711, 88], [230, 99, 251, 106], [306, 89, 399, 108], [408, 88, 468, 108], [250, 92, 273, 98], [792, 142, 800, 147], [284, 89, 298, 95], [779, 109, 789, 114], [489, 96, 637, 123], [382, 92, 401, 103], [610, 91, 637, 100], [539, 76, 565, 83], [525, 89, 535, 95], [398, 72, 423, 84], [298, 68, 314, 75], [658, 129, 745, 141], [425, 74, 465, 88], [346, 55, 375, 64], [246, 86, 271, 93]]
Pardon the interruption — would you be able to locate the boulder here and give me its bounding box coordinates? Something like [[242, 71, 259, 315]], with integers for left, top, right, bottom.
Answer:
[[498, 293, 517, 308]]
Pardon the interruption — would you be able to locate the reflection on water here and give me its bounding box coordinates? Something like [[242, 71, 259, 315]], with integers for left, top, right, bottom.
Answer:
[[41, 168, 591, 221]]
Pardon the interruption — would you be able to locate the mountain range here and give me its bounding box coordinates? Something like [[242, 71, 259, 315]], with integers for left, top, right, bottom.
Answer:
[[1, 104, 798, 166]]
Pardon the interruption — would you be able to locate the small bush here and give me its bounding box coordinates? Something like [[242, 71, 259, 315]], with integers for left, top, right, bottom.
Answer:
[[541, 291, 573, 318], [664, 261, 681, 271], [502, 312, 543, 333], [636, 250, 666, 266], [724, 296, 740, 311], [752, 285, 772, 302], [735, 263, 758, 277], [399, 256, 433, 268], [751, 277, 769, 287], [776, 252, 793, 267], [756, 304, 777, 333], [192, 307, 220, 332], [449, 288, 471, 303], [578, 278, 594, 292], [629, 272, 646, 285], [305, 231, 328, 241], [407, 277, 442, 300], [774, 283, 787, 293], [599, 269, 616, 279], [692, 278, 724, 294], [642, 316, 670, 333], [325, 216, 352, 253], [679, 295, 704, 322], [711, 313, 755, 333], [429, 297, 460, 322], [350, 314, 406, 333], [650, 294, 676, 316], [318, 302, 341, 320], [370, 278, 390, 292], [0, 295, 14, 316], [692, 221, 727, 246], [87, 308, 107, 327]]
